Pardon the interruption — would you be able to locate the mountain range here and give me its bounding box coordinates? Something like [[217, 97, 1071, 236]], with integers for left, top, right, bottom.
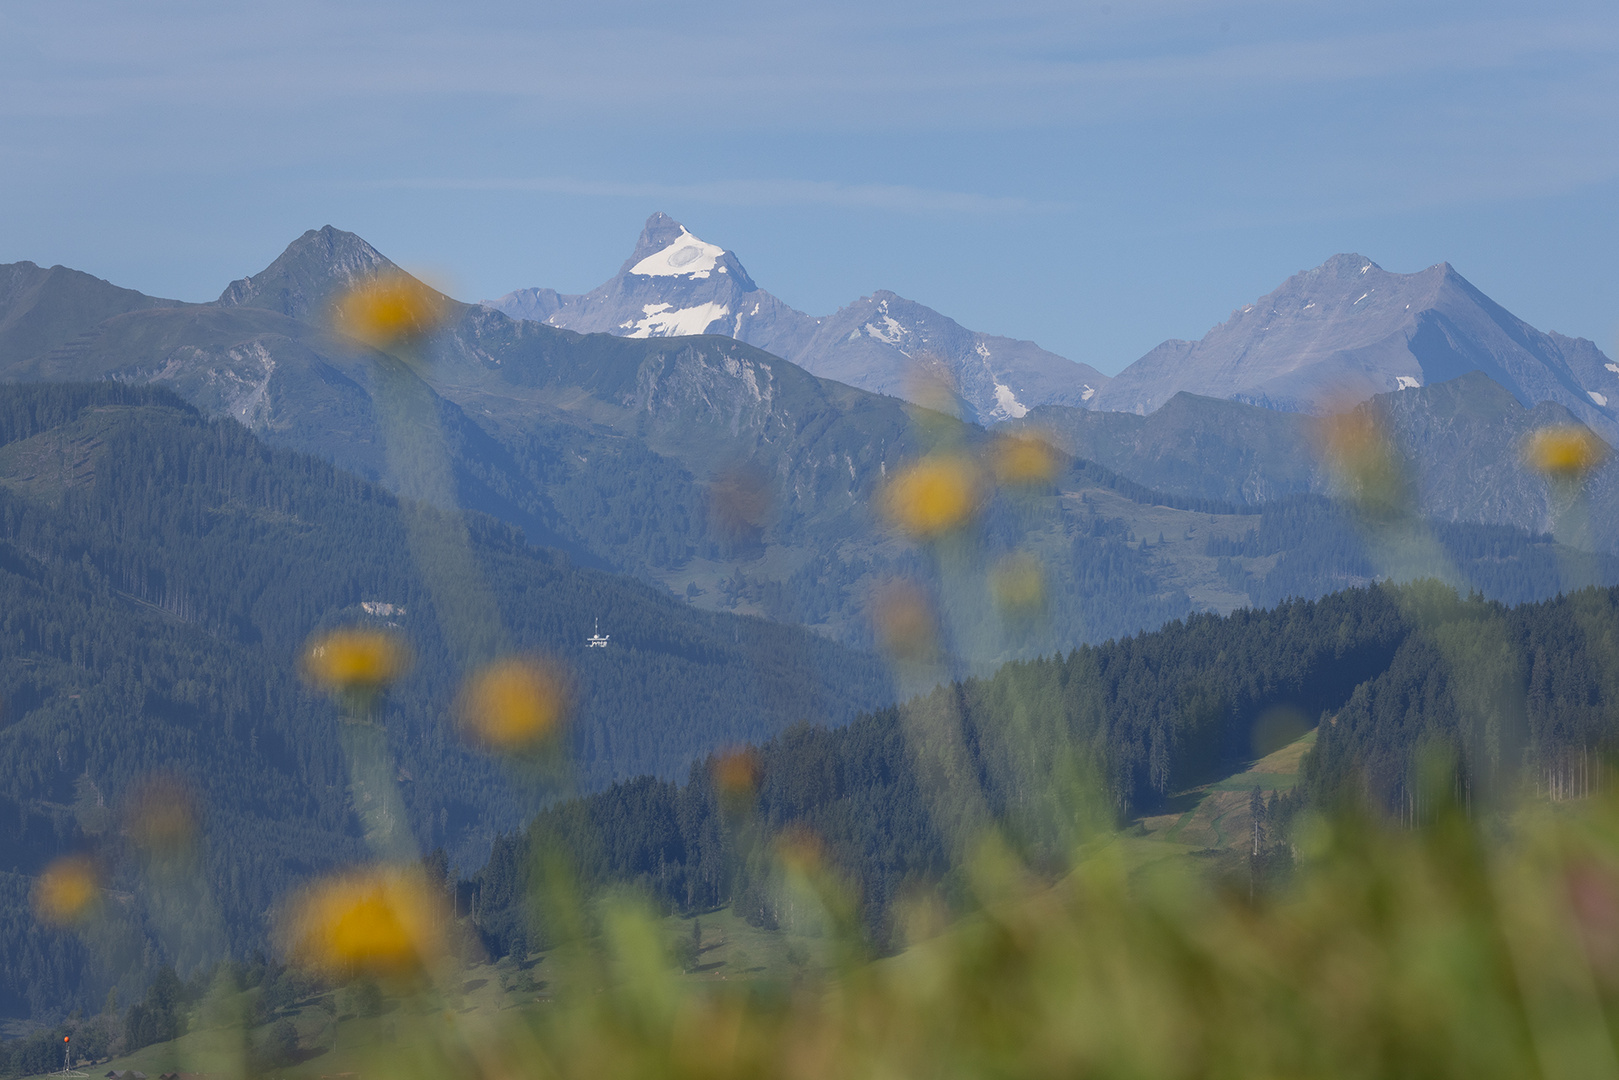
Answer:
[[3, 225, 1617, 668], [1017, 373, 1619, 547], [5, 221, 1619, 1031], [1090, 254, 1619, 443], [488, 218, 1619, 447], [487, 213, 1110, 425]]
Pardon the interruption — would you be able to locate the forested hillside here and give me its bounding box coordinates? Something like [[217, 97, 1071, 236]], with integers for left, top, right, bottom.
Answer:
[[470, 581, 1619, 955], [0, 383, 891, 1022], [8, 237, 1614, 669]]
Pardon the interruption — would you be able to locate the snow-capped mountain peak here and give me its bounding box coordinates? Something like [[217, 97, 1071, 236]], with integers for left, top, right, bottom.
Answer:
[[629, 226, 729, 280], [484, 213, 1109, 424]]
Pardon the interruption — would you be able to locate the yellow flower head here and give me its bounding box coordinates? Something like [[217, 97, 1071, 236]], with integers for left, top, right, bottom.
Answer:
[[709, 464, 774, 540], [286, 866, 445, 980], [881, 455, 982, 538], [331, 272, 449, 352], [870, 580, 938, 661], [34, 855, 98, 925], [775, 824, 826, 876], [458, 657, 569, 752], [712, 747, 761, 798], [1524, 425, 1609, 481], [990, 554, 1046, 614], [127, 775, 199, 855], [991, 433, 1060, 487], [302, 628, 410, 696], [1315, 409, 1405, 517]]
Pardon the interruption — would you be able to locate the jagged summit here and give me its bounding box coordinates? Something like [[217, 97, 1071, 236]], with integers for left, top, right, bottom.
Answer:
[[1093, 252, 1619, 440], [618, 213, 759, 291], [218, 225, 397, 320]]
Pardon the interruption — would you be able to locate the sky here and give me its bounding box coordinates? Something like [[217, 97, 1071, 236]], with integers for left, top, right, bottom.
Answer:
[[3, 0, 1617, 374]]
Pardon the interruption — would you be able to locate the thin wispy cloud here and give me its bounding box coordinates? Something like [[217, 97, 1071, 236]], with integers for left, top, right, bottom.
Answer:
[[365, 177, 1071, 215]]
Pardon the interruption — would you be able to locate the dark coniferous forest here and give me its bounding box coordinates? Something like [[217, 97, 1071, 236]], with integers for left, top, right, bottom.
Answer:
[[0, 382, 891, 1021], [470, 581, 1619, 957], [2, 378, 1619, 1066]]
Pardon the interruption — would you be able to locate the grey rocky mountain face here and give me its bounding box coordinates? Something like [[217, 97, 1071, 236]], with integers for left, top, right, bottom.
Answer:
[[485, 212, 1109, 425], [4, 226, 1616, 659], [1021, 371, 1619, 550], [218, 225, 397, 320], [1093, 253, 1619, 444]]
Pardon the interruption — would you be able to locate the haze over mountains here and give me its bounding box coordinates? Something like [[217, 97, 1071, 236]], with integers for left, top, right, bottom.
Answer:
[[1092, 254, 1619, 443], [6, 221, 1619, 1039], [489, 218, 1619, 449], [487, 213, 1111, 425], [3, 222, 1618, 668]]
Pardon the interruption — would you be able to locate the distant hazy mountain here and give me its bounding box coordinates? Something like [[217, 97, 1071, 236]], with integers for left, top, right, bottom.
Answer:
[[1023, 371, 1619, 547], [1093, 254, 1619, 442], [218, 223, 396, 319], [5, 228, 1611, 668], [0, 260, 185, 362], [486, 213, 1108, 425]]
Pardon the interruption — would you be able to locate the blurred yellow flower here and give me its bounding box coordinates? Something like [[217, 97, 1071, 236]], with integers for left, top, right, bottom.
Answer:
[[871, 581, 938, 661], [127, 775, 198, 855], [331, 272, 449, 352], [286, 866, 445, 980], [302, 628, 410, 696], [1316, 410, 1405, 518], [775, 824, 826, 875], [709, 463, 774, 541], [712, 747, 761, 797], [881, 455, 982, 537], [459, 657, 568, 751], [990, 554, 1046, 614], [991, 434, 1059, 486], [34, 855, 98, 925], [1524, 425, 1609, 480]]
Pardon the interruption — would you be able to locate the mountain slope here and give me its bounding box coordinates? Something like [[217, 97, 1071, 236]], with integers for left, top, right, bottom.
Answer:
[[217, 225, 397, 319], [485, 213, 1108, 424], [1093, 254, 1619, 442], [1021, 372, 1619, 547], [0, 381, 893, 1018], [471, 580, 1619, 953], [5, 231, 1615, 665], [0, 261, 183, 364]]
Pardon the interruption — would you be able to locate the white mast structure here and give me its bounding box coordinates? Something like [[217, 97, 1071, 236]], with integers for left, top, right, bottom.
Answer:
[[586, 617, 610, 648]]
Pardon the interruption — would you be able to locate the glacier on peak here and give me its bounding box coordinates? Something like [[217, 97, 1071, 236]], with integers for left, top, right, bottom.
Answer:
[[629, 227, 727, 279], [484, 212, 1109, 425]]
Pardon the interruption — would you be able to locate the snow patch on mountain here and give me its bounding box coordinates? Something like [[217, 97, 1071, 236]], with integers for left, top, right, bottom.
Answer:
[[1396, 376, 1422, 390], [630, 228, 727, 279], [1591, 391, 1610, 407], [485, 213, 1109, 424], [994, 383, 1028, 418], [625, 301, 731, 338], [865, 316, 906, 345]]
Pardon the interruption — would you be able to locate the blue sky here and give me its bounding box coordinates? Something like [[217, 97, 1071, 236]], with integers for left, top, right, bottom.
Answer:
[[3, 0, 1617, 373]]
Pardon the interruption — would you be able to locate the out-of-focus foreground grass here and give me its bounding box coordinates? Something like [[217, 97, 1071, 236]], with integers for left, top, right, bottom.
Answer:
[[493, 799, 1619, 1079], [76, 277, 1619, 1080], [91, 786, 1619, 1080]]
